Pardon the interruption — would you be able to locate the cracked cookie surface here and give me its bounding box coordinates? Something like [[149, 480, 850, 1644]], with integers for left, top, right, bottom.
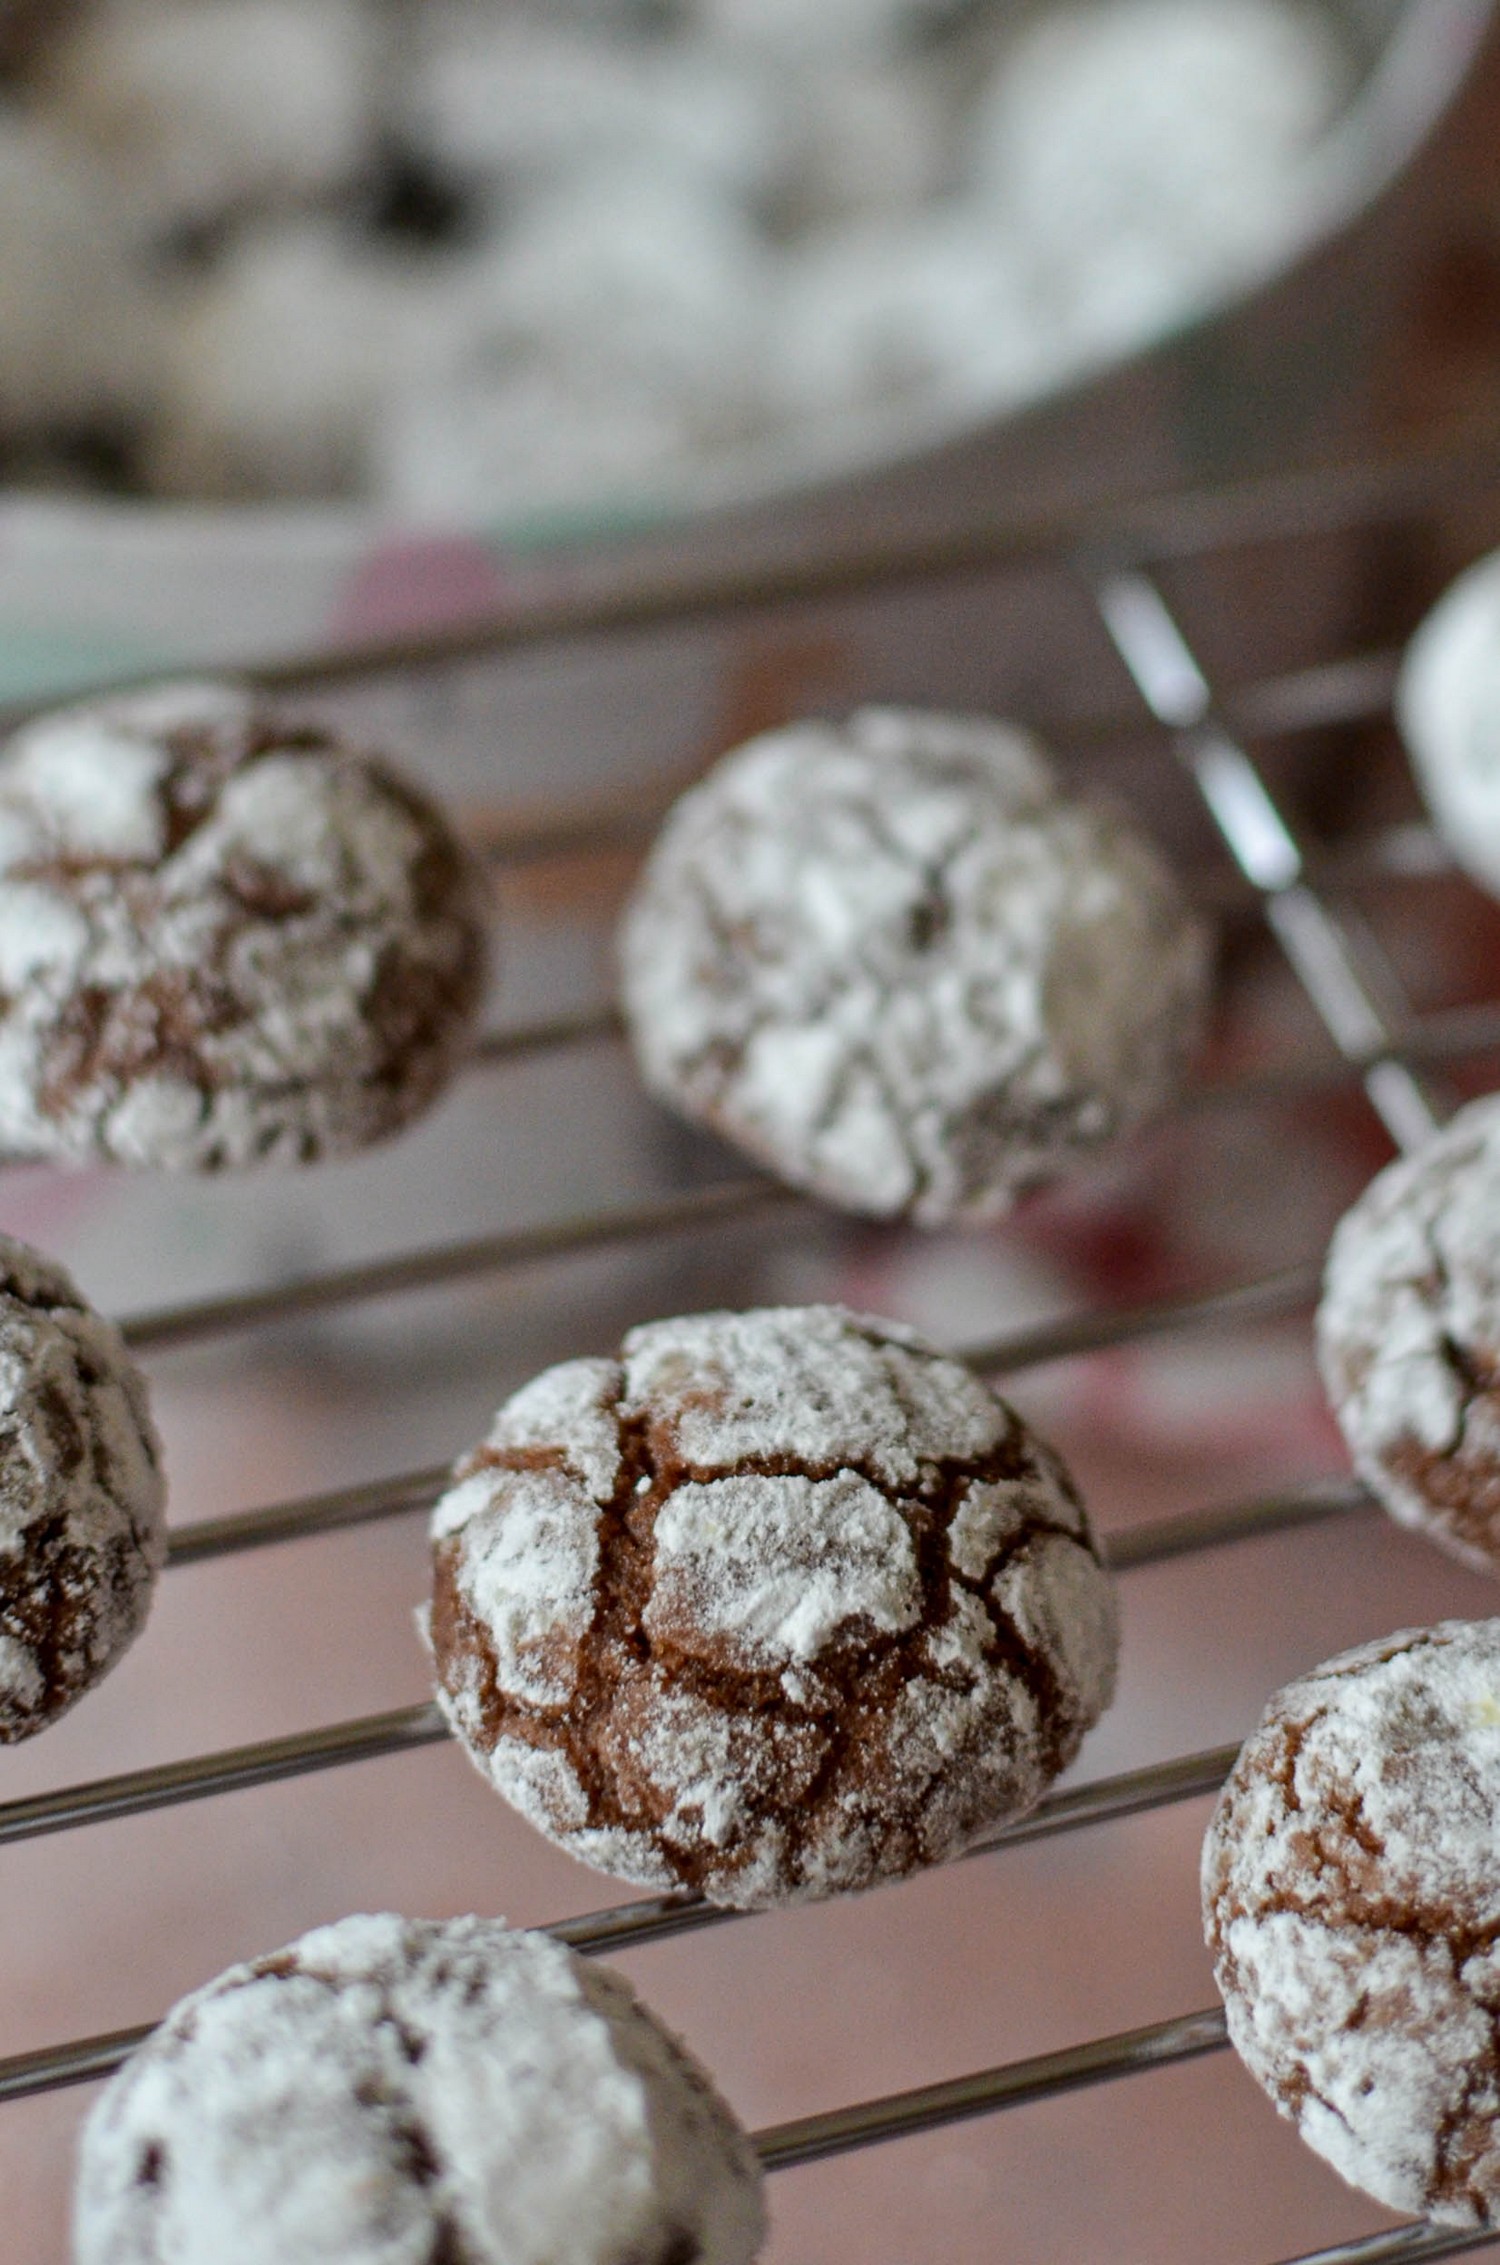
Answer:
[[617, 707, 1211, 1224], [1203, 1621, 1500, 2226], [1318, 1095, 1500, 1574], [0, 1232, 164, 1742], [0, 678, 490, 1169], [426, 1302, 1119, 1909], [74, 1911, 766, 2265]]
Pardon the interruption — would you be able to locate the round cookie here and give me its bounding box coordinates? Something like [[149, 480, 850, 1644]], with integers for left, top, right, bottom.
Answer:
[[74, 1911, 766, 2265], [150, 222, 429, 502], [0, 678, 490, 1169], [0, 1233, 164, 1742], [42, 0, 374, 243], [617, 708, 1211, 1225], [1203, 1619, 1500, 2227], [1397, 547, 1500, 899], [969, 0, 1347, 281], [1317, 1092, 1500, 1575], [0, 114, 160, 446], [427, 1302, 1118, 1909]]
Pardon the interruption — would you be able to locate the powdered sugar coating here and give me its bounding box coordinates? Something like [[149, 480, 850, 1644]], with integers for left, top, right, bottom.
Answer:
[[0, 114, 160, 444], [1317, 1094, 1500, 1575], [618, 708, 1211, 1224], [427, 1303, 1118, 1908], [73, 1911, 766, 2265], [1396, 547, 1500, 900], [149, 221, 435, 502], [0, 680, 489, 1170], [0, 1232, 164, 1742], [971, 0, 1343, 282], [1203, 1621, 1500, 2225], [44, 0, 374, 241]]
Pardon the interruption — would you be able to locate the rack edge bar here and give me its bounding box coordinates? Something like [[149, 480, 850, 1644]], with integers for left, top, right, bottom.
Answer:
[[0, 2025, 154, 2104], [121, 1237, 1319, 1366], [1104, 1479, 1370, 1570], [166, 1465, 454, 1565], [967, 1260, 1320, 1376], [1276, 2221, 1500, 2264], [0, 1704, 448, 1848], [0, 2003, 1230, 2138], [754, 2004, 1229, 2171], [119, 1180, 791, 1351]]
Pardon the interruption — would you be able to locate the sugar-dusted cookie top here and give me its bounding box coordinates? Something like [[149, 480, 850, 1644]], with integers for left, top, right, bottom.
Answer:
[[428, 1302, 1119, 1908], [1318, 1092, 1500, 1575], [0, 678, 489, 1169], [1204, 1620, 1500, 2227], [74, 1911, 766, 2265], [618, 707, 1210, 1224], [0, 1231, 164, 1741]]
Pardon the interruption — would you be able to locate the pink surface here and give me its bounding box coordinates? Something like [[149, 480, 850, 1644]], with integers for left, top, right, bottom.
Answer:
[[330, 533, 514, 644]]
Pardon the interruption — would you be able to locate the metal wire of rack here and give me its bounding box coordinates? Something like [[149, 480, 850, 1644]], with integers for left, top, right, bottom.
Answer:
[[6, 432, 1500, 2265]]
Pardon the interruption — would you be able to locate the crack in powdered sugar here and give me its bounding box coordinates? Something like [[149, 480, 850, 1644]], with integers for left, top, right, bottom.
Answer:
[[1204, 1621, 1500, 2225], [617, 707, 1211, 1226], [0, 1232, 164, 1741], [1317, 1094, 1500, 1574], [426, 1303, 1119, 1909], [73, 1912, 766, 2265], [0, 678, 490, 1169]]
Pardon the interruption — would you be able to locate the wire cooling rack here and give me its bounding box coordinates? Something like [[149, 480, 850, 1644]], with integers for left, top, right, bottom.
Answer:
[[8, 429, 1500, 2265]]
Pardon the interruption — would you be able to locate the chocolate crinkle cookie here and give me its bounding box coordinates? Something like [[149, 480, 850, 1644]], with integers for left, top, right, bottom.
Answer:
[[1203, 1620, 1500, 2227], [0, 678, 490, 1169], [1396, 547, 1500, 900], [426, 1303, 1118, 1909], [1317, 1092, 1500, 1575], [0, 1233, 164, 1742], [73, 1911, 766, 2265], [617, 708, 1211, 1224]]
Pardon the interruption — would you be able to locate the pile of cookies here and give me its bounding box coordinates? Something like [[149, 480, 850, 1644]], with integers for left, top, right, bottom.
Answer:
[[0, 0, 1351, 517], [11, 542, 1500, 2252]]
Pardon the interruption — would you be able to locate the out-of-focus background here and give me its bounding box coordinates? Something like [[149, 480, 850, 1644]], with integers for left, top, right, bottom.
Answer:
[[8, 4, 1500, 2261]]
